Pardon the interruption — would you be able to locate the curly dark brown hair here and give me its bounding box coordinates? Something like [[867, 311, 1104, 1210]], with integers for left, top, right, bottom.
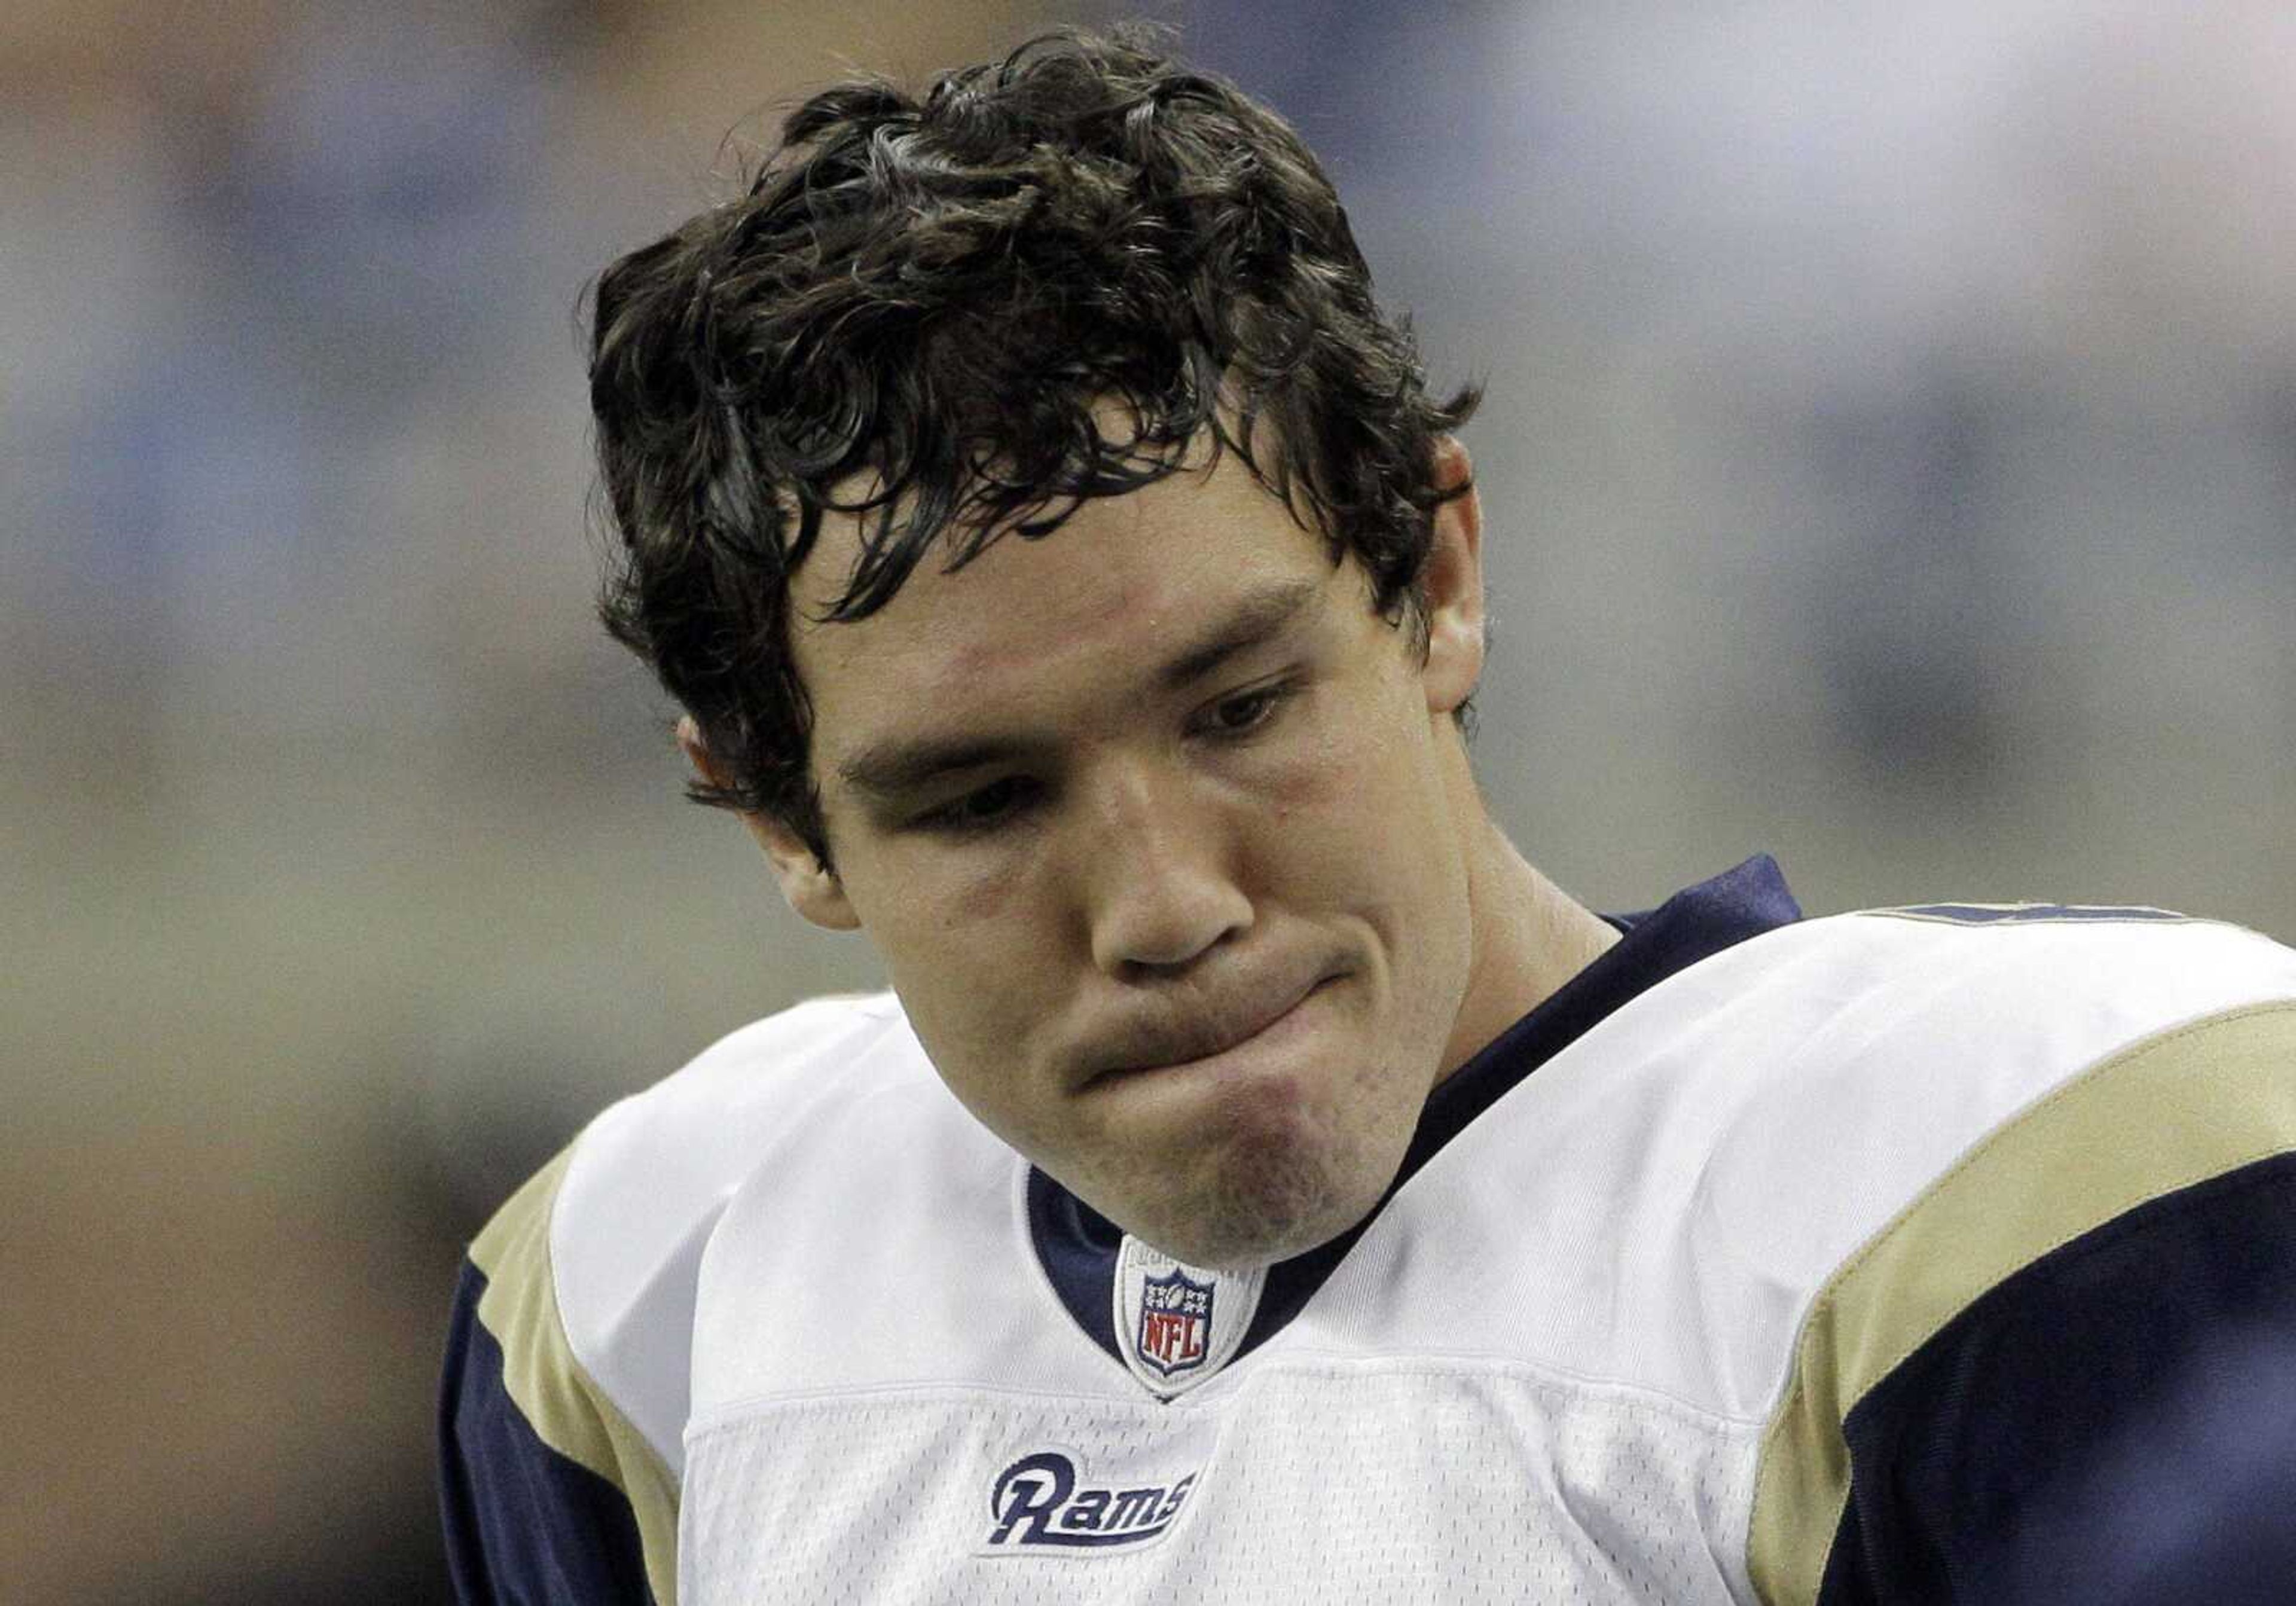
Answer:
[[590, 26, 1480, 867]]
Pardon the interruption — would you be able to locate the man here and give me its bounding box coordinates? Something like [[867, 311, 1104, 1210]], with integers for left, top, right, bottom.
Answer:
[[439, 30, 2296, 1605]]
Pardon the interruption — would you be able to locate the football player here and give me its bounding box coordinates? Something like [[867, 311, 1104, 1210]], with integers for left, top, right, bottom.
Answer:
[[440, 29, 2296, 1604]]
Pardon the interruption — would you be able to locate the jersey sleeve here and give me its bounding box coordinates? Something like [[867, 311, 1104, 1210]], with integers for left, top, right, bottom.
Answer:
[[1748, 1001, 2296, 1604], [438, 1147, 682, 1606]]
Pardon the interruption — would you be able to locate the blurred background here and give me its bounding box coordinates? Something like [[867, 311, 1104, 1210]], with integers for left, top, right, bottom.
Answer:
[[5, 1, 2291, 1598]]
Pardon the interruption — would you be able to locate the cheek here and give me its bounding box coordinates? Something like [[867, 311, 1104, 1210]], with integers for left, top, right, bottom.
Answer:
[[849, 855, 1061, 1109], [1260, 686, 1392, 811], [845, 878, 997, 1046], [1262, 697, 1443, 854], [945, 855, 1026, 930], [849, 839, 1028, 946]]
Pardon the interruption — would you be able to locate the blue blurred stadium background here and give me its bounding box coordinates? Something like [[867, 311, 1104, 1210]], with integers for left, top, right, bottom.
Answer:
[[5, 2, 2292, 1598]]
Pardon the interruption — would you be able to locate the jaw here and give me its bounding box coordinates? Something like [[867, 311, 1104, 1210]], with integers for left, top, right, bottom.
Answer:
[[1076, 1046, 1419, 1270]]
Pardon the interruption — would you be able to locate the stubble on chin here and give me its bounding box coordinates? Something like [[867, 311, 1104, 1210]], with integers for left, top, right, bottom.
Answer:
[[1137, 1113, 1393, 1272]]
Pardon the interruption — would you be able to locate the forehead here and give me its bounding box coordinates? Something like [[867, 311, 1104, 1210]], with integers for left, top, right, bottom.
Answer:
[[789, 448, 1341, 749]]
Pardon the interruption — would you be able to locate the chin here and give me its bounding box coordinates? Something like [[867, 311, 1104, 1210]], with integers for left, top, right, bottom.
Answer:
[[1140, 1131, 1388, 1271]]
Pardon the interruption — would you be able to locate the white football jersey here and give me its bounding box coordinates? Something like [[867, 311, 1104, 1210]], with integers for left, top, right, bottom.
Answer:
[[441, 874, 2296, 1605]]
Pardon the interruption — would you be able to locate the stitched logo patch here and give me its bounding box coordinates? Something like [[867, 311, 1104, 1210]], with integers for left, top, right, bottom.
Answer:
[[981, 1451, 1196, 1552], [1112, 1238, 1265, 1397], [1135, 1267, 1213, 1378]]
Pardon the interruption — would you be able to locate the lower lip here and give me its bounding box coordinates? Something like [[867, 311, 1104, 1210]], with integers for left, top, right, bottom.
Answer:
[[1092, 979, 1333, 1095]]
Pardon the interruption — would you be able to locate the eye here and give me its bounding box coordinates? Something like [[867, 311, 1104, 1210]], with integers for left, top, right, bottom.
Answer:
[[915, 775, 1039, 836], [1198, 679, 1297, 740]]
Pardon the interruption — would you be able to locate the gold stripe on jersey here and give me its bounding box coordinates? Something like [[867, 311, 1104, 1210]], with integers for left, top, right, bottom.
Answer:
[[471, 1144, 682, 1606], [1745, 1002, 2296, 1605]]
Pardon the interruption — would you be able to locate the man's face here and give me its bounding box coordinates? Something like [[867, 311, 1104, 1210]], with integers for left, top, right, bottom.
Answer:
[[764, 441, 1491, 1268]]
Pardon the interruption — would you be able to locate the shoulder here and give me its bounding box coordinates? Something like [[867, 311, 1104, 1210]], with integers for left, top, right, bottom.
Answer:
[[1677, 905, 2296, 1193], [481, 990, 929, 1472], [441, 992, 929, 1604], [1677, 905, 2296, 1369], [1584, 903, 2296, 1274], [1709, 898, 2296, 1025], [1711, 899, 2296, 1319], [1718, 910, 2296, 1601]]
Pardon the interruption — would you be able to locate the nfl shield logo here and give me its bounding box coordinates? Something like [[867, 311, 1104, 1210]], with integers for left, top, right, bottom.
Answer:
[[1135, 1267, 1214, 1378]]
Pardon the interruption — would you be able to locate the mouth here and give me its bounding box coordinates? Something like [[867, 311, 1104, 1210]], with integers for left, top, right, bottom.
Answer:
[[1080, 973, 1336, 1089]]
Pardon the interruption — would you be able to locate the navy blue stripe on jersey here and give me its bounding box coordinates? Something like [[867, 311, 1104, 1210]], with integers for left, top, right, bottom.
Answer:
[[1815, 1152, 2296, 1605], [439, 1259, 657, 1606], [1026, 1178, 1124, 1354], [1028, 854, 1803, 1367]]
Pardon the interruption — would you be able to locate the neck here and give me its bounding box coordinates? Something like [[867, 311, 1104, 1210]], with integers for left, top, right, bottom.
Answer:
[[1436, 816, 1619, 1083]]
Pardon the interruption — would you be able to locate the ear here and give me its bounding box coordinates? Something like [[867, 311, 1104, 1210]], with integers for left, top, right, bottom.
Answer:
[[1418, 436, 1486, 716], [677, 717, 860, 932]]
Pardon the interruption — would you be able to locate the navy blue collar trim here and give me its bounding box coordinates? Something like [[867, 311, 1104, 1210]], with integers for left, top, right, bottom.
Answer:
[[1027, 854, 1803, 1367]]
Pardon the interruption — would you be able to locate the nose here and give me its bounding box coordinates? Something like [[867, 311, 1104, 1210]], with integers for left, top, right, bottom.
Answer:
[[1079, 758, 1253, 979]]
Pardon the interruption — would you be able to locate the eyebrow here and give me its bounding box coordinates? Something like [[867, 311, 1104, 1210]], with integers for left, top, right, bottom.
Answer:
[[835, 575, 1324, 802]]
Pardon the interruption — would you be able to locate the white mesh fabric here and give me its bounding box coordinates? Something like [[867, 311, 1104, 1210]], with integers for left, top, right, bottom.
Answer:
[[679, 1362, 1761, 1605]]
